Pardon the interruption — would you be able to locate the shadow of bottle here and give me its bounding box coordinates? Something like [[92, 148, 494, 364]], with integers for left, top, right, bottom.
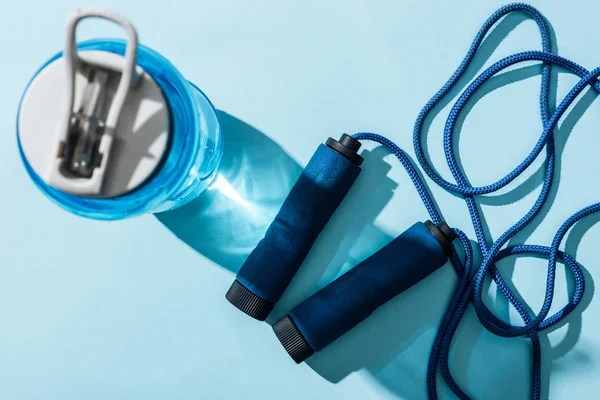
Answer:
[[156, 111, 304, 273], [155, 111, 398, 294]]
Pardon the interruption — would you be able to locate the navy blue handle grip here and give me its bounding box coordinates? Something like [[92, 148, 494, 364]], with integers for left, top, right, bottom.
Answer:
[[273, 221, 452, 363], [226, 137, 362, 320]]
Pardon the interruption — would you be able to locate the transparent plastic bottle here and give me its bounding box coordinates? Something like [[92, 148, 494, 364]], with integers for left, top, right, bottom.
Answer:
[[17, 39, 222, 220]]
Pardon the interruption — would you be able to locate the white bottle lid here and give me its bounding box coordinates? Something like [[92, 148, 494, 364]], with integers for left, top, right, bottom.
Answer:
[[18, 8, 169, 198]]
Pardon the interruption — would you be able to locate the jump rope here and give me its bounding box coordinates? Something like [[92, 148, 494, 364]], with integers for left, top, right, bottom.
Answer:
[[223, 3, 600, 399], [22, 3, 599, 400]]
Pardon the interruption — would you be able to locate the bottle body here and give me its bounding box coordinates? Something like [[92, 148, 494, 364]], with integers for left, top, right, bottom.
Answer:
[[17, 39, 222, 220], [152, 81, 223, 213]]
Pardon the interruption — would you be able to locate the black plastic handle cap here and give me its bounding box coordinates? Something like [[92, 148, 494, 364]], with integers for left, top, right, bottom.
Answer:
[[272, 315, 314, 363], [226, 280, 274, 321], [424, 220, 456, 256], [326, 134, 364, 165]]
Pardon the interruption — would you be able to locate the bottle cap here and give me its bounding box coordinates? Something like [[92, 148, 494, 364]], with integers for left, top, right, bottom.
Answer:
[[18, 8, 170, 198]]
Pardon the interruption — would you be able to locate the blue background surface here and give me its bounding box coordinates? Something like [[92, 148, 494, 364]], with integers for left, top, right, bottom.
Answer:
[[1, 1, 599, 399]]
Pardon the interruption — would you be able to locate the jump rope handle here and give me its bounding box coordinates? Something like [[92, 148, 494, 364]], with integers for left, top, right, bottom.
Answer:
[[272, 220, 455, 363], [226, 134, 364, 320]]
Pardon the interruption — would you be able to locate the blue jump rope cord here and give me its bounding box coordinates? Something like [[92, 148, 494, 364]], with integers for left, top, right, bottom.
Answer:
[[354, 3, 600, 399]]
